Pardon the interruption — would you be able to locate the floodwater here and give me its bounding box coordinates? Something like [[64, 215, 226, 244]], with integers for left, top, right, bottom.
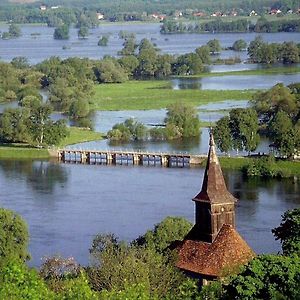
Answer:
[[0, 23, 300, 64], [172, 73, 300, 90], [0, 22, 299, 268], [0, 159, 299, 266]]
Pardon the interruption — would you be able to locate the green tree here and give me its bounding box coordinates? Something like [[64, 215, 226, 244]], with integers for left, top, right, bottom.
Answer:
[[118, 55, 139, 77], [207, 39, 221, 54], [0, 108, 30, 143], [0, 208, 30, 266], [195, 45, 211, 64], [214, 116, 232, 154], [54, 24, 69, 40], [174, 53, 204, 75], [272, 208, 300, 256], [98, 36, 108, 46], [107, 118, 147, 142], [165, 102, 200, 139], [251, 83, 298, 124], [232, 39, 247, 51], [281, 41, 300, 64], [224, 254, 300, 300], [69, 99, 90, 119], [0, 260, 54, 300], [93, 58, 128, 83], [78, 26, 89, 39], [8, 23, 21, 38], [133, 216, 192, 253], [248, 36, 264, 62], [229, 108, 260, 153], [119, 37, 137, 56], [88, 235, 185, 297], [268, 111, 298, 158], [11, 56, 29, 69]]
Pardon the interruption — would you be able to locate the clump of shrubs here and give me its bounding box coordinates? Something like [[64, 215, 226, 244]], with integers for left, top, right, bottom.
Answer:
[[242, 155, 290, 178]]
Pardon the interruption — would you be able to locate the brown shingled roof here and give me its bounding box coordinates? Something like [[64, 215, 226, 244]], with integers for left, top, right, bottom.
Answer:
[[193, 133, 237, 204], [176, 224, 255, 277]]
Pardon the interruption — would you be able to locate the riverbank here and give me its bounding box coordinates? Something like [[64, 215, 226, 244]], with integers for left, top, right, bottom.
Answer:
[[0, 127, 103, 159], [219, 157, 300, 177], [91, 80, 253, 111]]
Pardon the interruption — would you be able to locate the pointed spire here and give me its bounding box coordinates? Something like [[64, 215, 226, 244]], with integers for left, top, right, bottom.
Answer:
[[193, 131, 236, 204]]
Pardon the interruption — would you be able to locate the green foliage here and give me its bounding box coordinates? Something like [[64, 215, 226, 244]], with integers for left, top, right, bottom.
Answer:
[[0, 108, 31, 143], [272, 208, 300, 256], [0, 260, 54, 300], [1, 23, 21, 39], [88, 234, 185, 297], [54, 25, 70, 40], [195, 45, 211, 64], [224, 254, 300, 300], [118, 37, 137, 56], [107, 118, 147, 141], [78, 26, 89, 39], [93, 58, 128, 83], [232, 39, 247, 51], [98, 36, 108, 46], [58, 272, 99, 300], [252, 83, 299, 121], [214, 116, 232, 153], [0, 208, 30, 267], [165, 102, 200, 139], [242, 155, 286, 178], [69, 99, 90, 119], [248, 36, 300, 64], [214, 108, 259, 153], [133, 216, 192, 253], [11, 56, 30, 69], [207, 39, 221, 54], [99, 283, 156, 300], [174, 53, 204, 75], [268, 110, 299, 158]]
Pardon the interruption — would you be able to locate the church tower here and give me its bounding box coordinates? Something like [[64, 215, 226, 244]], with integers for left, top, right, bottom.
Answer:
[[174, 133, 254, 280], [186, 132, 237, 243]]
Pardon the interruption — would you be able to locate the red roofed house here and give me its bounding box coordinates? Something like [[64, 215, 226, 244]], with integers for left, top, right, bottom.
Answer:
[[174, 133, 255, 285]]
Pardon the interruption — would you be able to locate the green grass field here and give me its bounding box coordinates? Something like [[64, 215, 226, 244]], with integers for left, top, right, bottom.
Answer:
[[0, 145, 49, 159], [59, 127, 103, 147], [91, 80, 254, 111]]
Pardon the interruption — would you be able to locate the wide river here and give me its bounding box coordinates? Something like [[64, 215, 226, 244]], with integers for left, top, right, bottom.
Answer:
[[0, 22, 299, 267], [0, 22, 300, 65], [0, 159, 299, 267]]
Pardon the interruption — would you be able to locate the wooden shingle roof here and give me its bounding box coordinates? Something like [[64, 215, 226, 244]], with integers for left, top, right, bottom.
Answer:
[[176, 224, 255, 277], [193, 133, 237, 204]]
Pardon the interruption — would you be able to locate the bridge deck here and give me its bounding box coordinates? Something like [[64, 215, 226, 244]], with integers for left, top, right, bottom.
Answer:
[[55, 149, 207, 168]]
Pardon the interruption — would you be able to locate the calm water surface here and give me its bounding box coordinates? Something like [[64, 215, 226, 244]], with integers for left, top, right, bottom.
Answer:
[[172, 73, 300, 90], [1, 23, 300, 64], [0, 159, 299, 267]]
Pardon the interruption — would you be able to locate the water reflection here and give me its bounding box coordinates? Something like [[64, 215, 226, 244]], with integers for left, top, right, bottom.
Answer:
[[0, 160, 68, 194], [172, 73, 300, 90], [0, 160, 299, 266]]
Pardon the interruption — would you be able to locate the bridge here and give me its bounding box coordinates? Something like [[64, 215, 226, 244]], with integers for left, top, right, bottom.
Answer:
[[53, 149, 207, 168]]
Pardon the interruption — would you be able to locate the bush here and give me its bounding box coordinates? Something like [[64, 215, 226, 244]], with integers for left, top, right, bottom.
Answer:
[[0, 260, 54, 300], [0, 208, 30, 267]]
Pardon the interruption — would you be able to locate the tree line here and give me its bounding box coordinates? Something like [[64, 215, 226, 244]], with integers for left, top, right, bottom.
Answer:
[[214, 83, 300, 171], [0, 205, 299, 299], [161, 17, 300, 34], [0, 0, 300, 24]]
